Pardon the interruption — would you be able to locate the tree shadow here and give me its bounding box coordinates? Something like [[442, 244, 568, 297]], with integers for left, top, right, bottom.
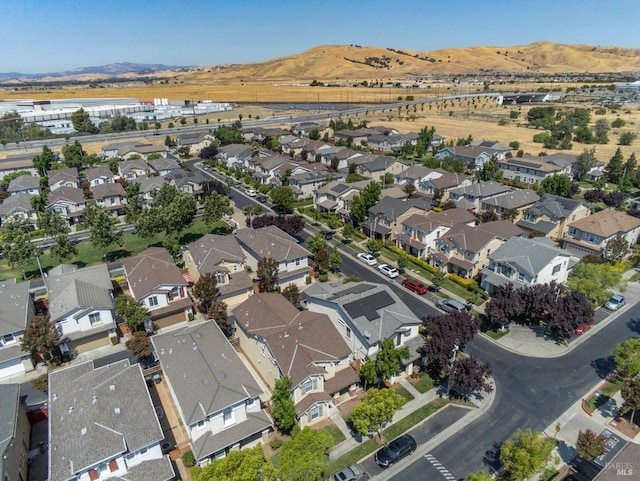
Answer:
[[590, 356, 616, 379], [626, 318, 640, 334], [106, 249, 132, 262], [482, 440, 502, 473]]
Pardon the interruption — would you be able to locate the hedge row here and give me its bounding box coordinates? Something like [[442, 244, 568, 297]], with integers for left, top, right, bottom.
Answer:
[[408, 255, 439, 274], [386, 245, 406, 256], [448, 273, 477, 288]]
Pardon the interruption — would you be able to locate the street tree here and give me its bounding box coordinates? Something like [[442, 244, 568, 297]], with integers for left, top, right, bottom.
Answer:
[[271, 376, 296, 433], [277, 427, 333, 481], [20, 314, 59, 360], [366, 238, 384, 254], [115, 295, 148, 330], [314, 247, 330, 274], [83, 204, 123, 258], [193, 273, 218, 311], [450, 355, 493, 400], [547, 289, 594, 334], [306, 232, 327, 254], [397, 252, 409, 271], [38, 210, 77, 262], [375, 338, 410, 386], [614, 338, 640, 379], [203, 192, 233, 227], [269, 186, 296, 211], [250, 214, 305, 235], [567, 262, 622, 306], [257, 257, 278, 292], [124, 182, 143, 223], [209, 301, 232, 337], [575, 429, 605, 461], [603, 236, 630, 262], [347, 388, 405, 440], [431, 270, 447, 292], [329, 249, 343, 272], [125, 331, 151, 360], [282, 284, 300, 306], [32, 145, 57, 177], [499, 428, 556, 481], [621, 377, 640, 426], [359, 360, 377, 391], [1, 218, 41, 279], [199, 145, 218, 160], [50, 235, 78, 263], [197, 445, 273, 481], [466, 471, 493, 481], [484, 283, 525, 327]]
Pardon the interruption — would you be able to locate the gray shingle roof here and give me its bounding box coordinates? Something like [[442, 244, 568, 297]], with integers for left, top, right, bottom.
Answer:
[[185, 234, 246, 275], [47, 186, 85, 205], [0, 192, 35, 217], [123, 247, 187, 300], [148, 157, 180, 172], [0, 278, 33, 336], [7, 175, 40, 192], [528, 193, 587, 220], [449, 181, 512, 198], [151, 321, 263, 426], [488, 237, 570, 277], [90, 182, 126, 200], [0, 384, 20, 458], [235, 226, 309, 263], [48, 360, 164, 481], [483, 189, 540, 209], [84, 167, 113, 182]]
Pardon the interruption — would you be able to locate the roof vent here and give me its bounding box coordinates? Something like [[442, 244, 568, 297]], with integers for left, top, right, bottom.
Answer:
[[92, 396, 97, 404], [109, 385, 116, 391], [364, 330, 372, 339], [193, 343, 198, 350], [81, 427, 87, 436], [114, 407, 121, 415]]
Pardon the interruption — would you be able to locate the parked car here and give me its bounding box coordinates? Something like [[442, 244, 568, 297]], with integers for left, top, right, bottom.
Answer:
[[374, 434, 417, 468], [436, 298, 467, 313], [575, 318, 596, 335], [401, 279, 428, 295], [326, 463, 368, 481], [604, 294, 625, 311], [245, 189, 257, 197], [356, 252, 377, 266], [258, 195, 268, 203], [378, 264, 399, 279], [321, 230, 335, 240]]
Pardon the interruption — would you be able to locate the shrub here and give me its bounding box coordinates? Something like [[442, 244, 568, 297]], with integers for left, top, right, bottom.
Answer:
[[110, 335, 119, 345], [318, 273, 329, 282], [432, 206, 443, 212], [181, 450, 196, 467], [448, 274, 478, 288], [343, 275, 363, 284], [270, 439, 283, 450], [408, 255, 439, 274], [305, 275, 312, 285], [387, 245, 406, 256]]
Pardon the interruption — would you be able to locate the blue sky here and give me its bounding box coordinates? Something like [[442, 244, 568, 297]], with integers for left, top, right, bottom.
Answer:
[[1, 0, 638, 73]]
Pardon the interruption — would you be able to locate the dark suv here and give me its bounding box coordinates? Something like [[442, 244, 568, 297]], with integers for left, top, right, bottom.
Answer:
[[374, 434, 417, 468]]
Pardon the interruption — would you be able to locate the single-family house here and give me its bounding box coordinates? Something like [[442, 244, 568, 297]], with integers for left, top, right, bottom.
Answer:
[[288, 167, 333, 199], [448, 181, 513, 213], [102, 142, 146, 160], [333, 128, 377, 146], [0, 279, 35, 380], [48, 167, 79, 192], [517, 194, 591, 239], [217, 144, 253, 169], [118, 144, 168, 160], [470, 140, 513, 156], [435, 145, 505, 169], [279, 135, 313, 156], [0, 154, 38, 181], [84, 167, 114, 186], [48, 360, 174, 481], [365, 196, 432, 240], [123, 247, 192, 327], [90, 182, 128, 218], [480, 237, 574, 294], [497, 157, 570, 185], [0, 384, 31, 481], [303, 282, 423, 375], [151, 321, 271, 466], [165, 169, 206, 197], [313, 180, 369, 217], [7, 175, 40, 196], [367, 134, 411, 153], [290, 122, 326, 137], [0, 192, 38, 228], [183, 234, 254, 309], [148, 156, 181, 176], [241, 127, 288, 143], [358, 156, 406, 181], [233, 293, 359, 427], [132, 176, 167, 207], [394, 165, 441, 192], [431, 220, 525, 278], [252, 155, 290, 184], [235, 226, 310, 288], [397, 208, 476, 258], [563, 209, 640, 259], [46, 264, 116, 355], [118, 158, 150, 180], [177, 132, 215, 154], [47, 187, 86, 226], [424, 171, 473, 199], [480, 189, 540, 220]]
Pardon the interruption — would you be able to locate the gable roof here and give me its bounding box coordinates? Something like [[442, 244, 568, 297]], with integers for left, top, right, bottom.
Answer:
[[47, 167, 79, 185], [218, 143, 252, 158], [148, 157, 180, 172], [368, 196, 431, 220], [499, 157, 564, 173], [397, 165, 436, 180], [123, 247, 187, 300], [0, 192, 35, 217], [449, 181, 512, 198], [151, 321, 263, 426], [84, 167, 113, 181], [401, 208, 475, 232], [90, 182, 126, 200], [186, 234, 246, 274], [48, 360, 166, 481], [489, 237, 570, 277], [47, 186, 85, 205], [7, 175, 39, 192], [568, 209, 640, 237], [0, 384, 20, 459], [526, 193, 588, 220], [132, 175, 167, 194], [440, 220, 524, 254], [119, 158, 148, 175], [429, 171, 470, 190], [46, 264, 114, 323], [235, 226, 309, 263], [440, 145, 502, 160], [483, 189, 540, 209], [0, 278, 33, 336], [304, 282, 420, 346]]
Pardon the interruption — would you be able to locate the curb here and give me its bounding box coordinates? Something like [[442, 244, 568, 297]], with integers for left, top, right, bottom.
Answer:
[[580, 374, 619, 417]]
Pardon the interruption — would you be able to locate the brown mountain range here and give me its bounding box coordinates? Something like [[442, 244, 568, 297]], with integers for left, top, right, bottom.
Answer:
[[185, 41, 640, 82]]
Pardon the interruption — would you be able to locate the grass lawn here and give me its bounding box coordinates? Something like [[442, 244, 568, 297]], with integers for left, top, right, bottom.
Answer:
[[482, 325, 511, 340], [394, 385, 415, 402], [411, 375, 435, 394], [585, 378, 623, 414], [326, 398, 449, 474], [0, 219, 231, 282], [321, 423, 347, 446]]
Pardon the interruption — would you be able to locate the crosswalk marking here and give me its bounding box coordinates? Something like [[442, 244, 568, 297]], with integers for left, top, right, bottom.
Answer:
[[424, 454, 456, 480]]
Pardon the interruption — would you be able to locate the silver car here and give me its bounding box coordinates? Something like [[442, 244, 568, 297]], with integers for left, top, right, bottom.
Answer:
[[604, 294, 625, 311], [436, 298, 467, 313]]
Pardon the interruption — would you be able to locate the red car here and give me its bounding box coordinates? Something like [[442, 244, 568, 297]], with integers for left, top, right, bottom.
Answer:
[[575, 318, 596, 335], [401, 279, 428, 295]]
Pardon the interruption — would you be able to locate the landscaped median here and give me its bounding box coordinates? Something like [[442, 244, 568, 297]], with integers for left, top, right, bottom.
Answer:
[[581, 375, 623, 416]]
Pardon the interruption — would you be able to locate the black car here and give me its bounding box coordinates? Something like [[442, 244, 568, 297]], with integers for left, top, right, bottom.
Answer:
[[374, 434, 417, 468], [258, 195, 268, 203], [321, 230, 335, 240]]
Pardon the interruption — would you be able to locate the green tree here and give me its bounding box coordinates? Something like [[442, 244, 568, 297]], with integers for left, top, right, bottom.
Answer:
[[71, 108, 97, 133], [594, 118, 610, 144], [115, 295, 148, 330], [32, 145, 57, 177], [1, 218, 41, 279], [306, 232, 327, 254], [366, 239, 384, 254], [314, 247, 330, 274], [20, 314, 59, 360], [61, 140, 87, 168], [269, 186, 296, 211], [603, 236, 630, 262], [277, 427, 333, 481], [475, 159, 503, 182], [257, 257, 279, 292], [359, 360, 376, 391], [197, 445, 273, 481], [134, 184, 196, 240], [164, 135, 176, 148], [575, 429, 605, 461], [308, 128, 320, 140], [329, 249, 343, 272], [606, 147, 625, 182], [541, 174, 571, 196], [566, 262, 622, 306], [193, 273, 218, 311], [620, 377, 640, 426], [203, 192, 233, 227], [124, 182, 143, 223], [38, 210, 77, 262], [361, 181, 382, 208], [347, 388, 405, 440], [50, 235, 78, 263], [500, 428, 556, 481], [431, 270, 447, 291], [374, 338, 410, 385], [125, 331, 151, 359], [83, 204, 123, 259], [209, 301, 232, 337], [614, 338, 640, 379], [349, 194, 367, 224], [282, 284, 300, 306], [575, 147, 598, 181], [466, 471, 494, 481], [1, 171, 30, 189], [619, 131, 637, 146], [397, 252, 409, 272], [271, 376, 296, 433]]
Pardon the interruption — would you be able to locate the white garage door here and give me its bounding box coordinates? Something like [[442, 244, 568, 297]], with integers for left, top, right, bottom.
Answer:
[[0, 357, 26, 379]]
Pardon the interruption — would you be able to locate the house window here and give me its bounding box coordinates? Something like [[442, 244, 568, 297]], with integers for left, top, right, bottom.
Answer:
[[195, 420, 206, 431], [307, 404, 323, 422], [585, 233, 598, 244], [223, 408, 235, 427], [232, 264, 238, 272], [295, 257, 301, 266], [552, 264, 562, 275], [89, 313, 102, 325], [171, 286, 180, 298], [346, 327, 351, 339], [149, 296, 158, 307], [2, 333, 16, 346], [300, 377, 317, 395]]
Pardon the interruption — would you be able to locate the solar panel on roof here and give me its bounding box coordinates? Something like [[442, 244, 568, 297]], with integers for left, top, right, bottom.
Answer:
[[509, 159, 543, 169], [344, 291, 395, 321], [333, 184, 349, 194]]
